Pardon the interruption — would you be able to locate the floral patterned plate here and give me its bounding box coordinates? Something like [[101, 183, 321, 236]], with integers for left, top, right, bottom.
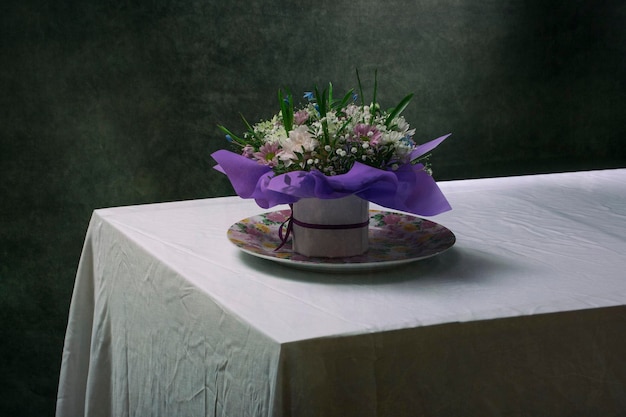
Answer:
[[227, 209, 455, 272]]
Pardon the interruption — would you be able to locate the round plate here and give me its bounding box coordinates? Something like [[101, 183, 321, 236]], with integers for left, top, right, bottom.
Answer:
[[227, 209, 455, 272]]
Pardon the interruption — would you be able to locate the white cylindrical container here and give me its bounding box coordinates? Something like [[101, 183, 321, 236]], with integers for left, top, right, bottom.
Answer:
[[291, 195, 369, 258]]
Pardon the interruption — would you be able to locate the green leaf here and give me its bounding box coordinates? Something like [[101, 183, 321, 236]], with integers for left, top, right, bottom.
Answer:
[[356, 69, 365, 105], [385, 93, 414, 128], [328, 82, 334, 107], [372, 69, 378, 109], [279, 88, 294, 133], [239, 113, 261, 140], [217, 125, 246, 146], [314, 85, 328, 117], [332, 89, 355, 110], [337, 116, 353, 135]]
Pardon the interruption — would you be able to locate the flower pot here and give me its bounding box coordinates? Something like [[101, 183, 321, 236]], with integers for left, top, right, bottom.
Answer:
[[291, 195, 369, 258]]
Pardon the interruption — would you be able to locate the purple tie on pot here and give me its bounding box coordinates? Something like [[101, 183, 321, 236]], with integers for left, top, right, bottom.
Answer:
[[212, 134, 452, 217], [273, 203, 371, 251]]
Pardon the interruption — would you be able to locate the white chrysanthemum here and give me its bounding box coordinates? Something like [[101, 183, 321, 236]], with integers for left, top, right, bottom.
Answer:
[[394, 116, 409, 131], [279, 125, 319, 165], [393, 116, 415, 138], [382, 130, 404, 144]]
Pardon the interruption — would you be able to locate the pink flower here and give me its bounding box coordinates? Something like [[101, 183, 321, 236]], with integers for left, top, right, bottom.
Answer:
[[382, 214, 401, 225], [253, 142, 281, 167], [245, 224, 265, 237], [294, 110, 309, 125], [353, 124, 382, 146], [242, 145, 255, 158], [266, 211, 289, 223]]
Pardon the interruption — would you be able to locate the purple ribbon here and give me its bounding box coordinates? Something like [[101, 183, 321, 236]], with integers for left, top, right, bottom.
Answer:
[[276, 206, 294, 251], [274, 204, 370, 251], [212, 133, 452, 217], [292, 218, 370, 230]]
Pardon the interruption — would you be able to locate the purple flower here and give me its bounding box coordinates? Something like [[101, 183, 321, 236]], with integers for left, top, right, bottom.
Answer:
[[253, 142, 281, 167]]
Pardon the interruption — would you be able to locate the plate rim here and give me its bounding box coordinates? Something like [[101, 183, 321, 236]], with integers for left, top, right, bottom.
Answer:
[[227, 209, 455, 272]]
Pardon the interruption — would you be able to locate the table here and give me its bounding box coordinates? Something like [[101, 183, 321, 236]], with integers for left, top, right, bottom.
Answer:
[[56, 169, 626, 417]]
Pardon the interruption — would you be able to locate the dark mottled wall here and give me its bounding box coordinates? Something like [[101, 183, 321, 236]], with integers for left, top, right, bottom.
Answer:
[[1, 0, 625, 415]]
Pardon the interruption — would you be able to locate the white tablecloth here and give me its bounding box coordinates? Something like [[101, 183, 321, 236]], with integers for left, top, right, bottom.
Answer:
[[57, 169, 626, 417]]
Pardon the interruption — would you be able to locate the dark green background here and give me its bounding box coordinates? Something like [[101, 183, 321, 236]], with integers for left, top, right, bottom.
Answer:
[[2, 0, 625, 415]]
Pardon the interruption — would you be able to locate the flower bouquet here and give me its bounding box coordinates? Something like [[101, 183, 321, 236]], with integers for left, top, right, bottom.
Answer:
[[212, 72, 451, 258]]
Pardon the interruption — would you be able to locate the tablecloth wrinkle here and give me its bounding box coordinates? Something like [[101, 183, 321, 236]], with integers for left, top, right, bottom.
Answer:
[[57, 169, 626, 416]]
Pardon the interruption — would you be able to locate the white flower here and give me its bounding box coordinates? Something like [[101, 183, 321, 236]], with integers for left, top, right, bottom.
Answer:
[[279, 125, 319, 165], [382, 130, 403, 144], [345, 104, 360, 117]]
